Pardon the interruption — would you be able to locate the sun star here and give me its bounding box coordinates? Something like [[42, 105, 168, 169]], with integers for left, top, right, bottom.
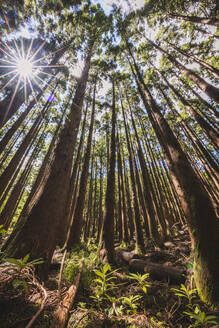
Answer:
[[16, 58, 33, 78]]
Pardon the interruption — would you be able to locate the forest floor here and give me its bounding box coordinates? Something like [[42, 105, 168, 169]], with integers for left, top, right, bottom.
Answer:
[[0, 226, 219, 328]]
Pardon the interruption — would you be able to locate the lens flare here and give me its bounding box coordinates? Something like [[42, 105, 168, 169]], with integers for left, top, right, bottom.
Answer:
[[16, 58, 33, 78]]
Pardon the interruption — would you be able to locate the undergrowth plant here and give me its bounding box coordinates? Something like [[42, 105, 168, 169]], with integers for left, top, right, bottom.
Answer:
[[121, 295, 142, 314], [126, 272, 150, 295], [184, 305, 218, 327], [172, 284, 218, 327], [3, 254, 43, 295], [171, 284, 197, 305], [90, 263, 118, 309]]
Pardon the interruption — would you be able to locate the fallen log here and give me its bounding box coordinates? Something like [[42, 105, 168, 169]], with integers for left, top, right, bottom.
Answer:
[[51, 259, 84, 328], [115, 249, 141, 263], [129, 259, 185, 284]]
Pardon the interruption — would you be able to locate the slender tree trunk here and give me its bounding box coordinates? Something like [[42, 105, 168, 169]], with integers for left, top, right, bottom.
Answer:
[[157, 69, 219, 150], [167, 42, 219, 79], [102, 76, 117, 264], [146, 38, 219, 104], [0, 79, 58, 155], [4, 42, 94, 279], [121, 97, 145, 251], [168, 13, 219, 27], [129, 51, 219, 306], [0, 114, 43, 197]]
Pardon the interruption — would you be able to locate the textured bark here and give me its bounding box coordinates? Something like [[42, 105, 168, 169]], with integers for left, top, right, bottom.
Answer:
[[4, 43, 93, 279], [121, 98, 145, 250], [128, 101, 164, 242], [146, 38, 219, 105], [122, 149, 135, 240], [102, 77, 117, 264], [60, 100, 89, 245], [51, 260, 84, 328], [117, 136, 129, 242], [158, 70, 219, 150], [96, 157, 104, 244], [0, 114, 43, 197], [0, 135, 41, 229], [129, 51, 219, 305], [0, 79, 58, 155], [67, 82, 96, 248]]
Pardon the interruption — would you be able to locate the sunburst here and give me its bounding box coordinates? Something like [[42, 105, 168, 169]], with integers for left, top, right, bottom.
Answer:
[[0, 17, 65, 126]]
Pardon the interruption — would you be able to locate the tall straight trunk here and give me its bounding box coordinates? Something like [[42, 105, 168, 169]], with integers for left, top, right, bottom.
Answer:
[[157, 69, 219, 150], [97, 157, 104, 245], [121, 97, 145, 250], [102, 76, 117, 263], [128, 50, 219, 306], [91, 160, 98, 238], [126, 95, 162, 241], [67, 81, 96, 248], [84, 158, 94, 241], [0, 79, 58, 155], [0, 113, 43, 197], [167, 42, 219, 79], [0, 43, 67, 127], [121, 148, 135, 240], [168, 13, 219, 27], [117, 136, 129, 243], [117, 150, 123, 242], [4, 42, 94, 279], [146, 38, 219, 104], [60, 100, 89, 246], [132, 151, 150, 237], [1, 115, 64, 253], [140, 119, 180, 225], [159, 85, 219, 175], [0, 134, 42, 229], [179, 77, 219, 118], [19, 100, 68, 219]]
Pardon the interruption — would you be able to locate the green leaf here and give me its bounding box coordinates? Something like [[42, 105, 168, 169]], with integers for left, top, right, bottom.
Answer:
[[22, 281, 29, 295], [95, 271, 104, 278], [23, 254, 30, 263], [12, 279, 22, 289]]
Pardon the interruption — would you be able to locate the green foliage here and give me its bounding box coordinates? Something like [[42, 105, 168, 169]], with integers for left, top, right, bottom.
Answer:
[[0, 225, 7, 236], [121, 295, 142, 314], [126, 272, 150, 295], [171, 284, 197, 304], [172, 284, 218, 327], [4, 254, 44, 272], [2, 254, 43, 296], [12, 278, 29, 295], [63, 242, 100, 291], [184, 305, 218, 327], [90, 263, 118, 309]]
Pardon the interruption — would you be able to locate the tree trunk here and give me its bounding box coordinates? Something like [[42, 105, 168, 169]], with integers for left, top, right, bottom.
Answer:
[[129, 51, 219, 306], [146, 38, 219, 104], [4, 42, 94, 279], [102, 76, 117, 264], [67, 81, 97, 248], [168, 13, 219, 27]]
